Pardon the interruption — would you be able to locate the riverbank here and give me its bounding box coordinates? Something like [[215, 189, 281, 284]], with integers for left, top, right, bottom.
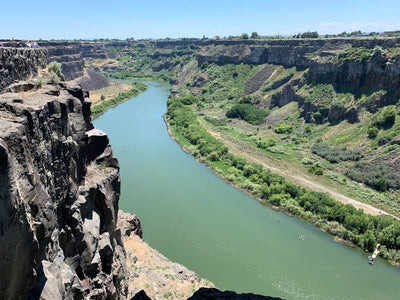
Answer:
[[93, 81, 400, 299], [91, 81, 147, 118], [164, 94, 400, 265]]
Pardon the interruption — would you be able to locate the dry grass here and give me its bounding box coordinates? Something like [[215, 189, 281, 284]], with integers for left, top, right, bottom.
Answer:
[[90, 81, 132, 106], [124, 235, 213, 299]]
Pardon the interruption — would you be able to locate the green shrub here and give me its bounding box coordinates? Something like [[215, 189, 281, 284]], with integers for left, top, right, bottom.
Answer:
[[346, 161, 400, 191], [47, 61, 62, 83], [226, 103, 268, 125], [371, 105, 397, 130], [274, 123, 293, 134], [368, 126, 379, 139], [307, 165, 324, 175], [311, 142, 363, 163], [47, 61, 62, 76], [256, 138, 276, 150], [338, 47, 373, 63]]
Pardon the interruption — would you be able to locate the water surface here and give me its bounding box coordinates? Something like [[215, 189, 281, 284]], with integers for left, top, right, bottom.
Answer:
[[94, 81, 400, 299]]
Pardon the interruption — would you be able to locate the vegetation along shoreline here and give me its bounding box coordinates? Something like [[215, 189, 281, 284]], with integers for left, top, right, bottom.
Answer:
[[164, 91, 400, 266]]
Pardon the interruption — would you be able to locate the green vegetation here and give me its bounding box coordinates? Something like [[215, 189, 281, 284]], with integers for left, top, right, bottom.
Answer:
[[274, 123, 293, 134], [256, 138, 276, 150], [91, 82, 147, 118], [226, 103, 268, 125], [311, 142, 363, 163], [163, 292, 173, 298], [296, 31, 319, 38], [250, 32, 260, 39], [167, 94, 400, 263], [304, 84, 336, 108], [338, 47, 374, 63], [47, 61, 62, 83], [372, 105, 397, 129], [346, 162, 400, 191]]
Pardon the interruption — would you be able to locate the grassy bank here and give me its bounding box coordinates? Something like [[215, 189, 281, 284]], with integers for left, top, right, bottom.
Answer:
[[166, 95, 400, 265], [91, 82, 147, 118]]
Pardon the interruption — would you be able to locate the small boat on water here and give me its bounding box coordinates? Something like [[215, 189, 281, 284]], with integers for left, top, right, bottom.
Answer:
[[368, 243, 381, 265], [299, 234, 305, 240]]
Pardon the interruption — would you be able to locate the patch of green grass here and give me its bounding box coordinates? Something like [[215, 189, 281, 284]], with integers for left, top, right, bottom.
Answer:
[[338, 47, 373, 63]]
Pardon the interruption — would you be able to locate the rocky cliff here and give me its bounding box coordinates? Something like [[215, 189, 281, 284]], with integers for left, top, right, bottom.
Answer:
[[40, 41, 85, 81], [0, 82, 128, 299], [0, 48, 47, 91]]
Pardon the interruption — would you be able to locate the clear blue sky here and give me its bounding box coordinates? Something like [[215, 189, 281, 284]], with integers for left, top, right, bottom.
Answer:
[[2, 0, 400, 39]]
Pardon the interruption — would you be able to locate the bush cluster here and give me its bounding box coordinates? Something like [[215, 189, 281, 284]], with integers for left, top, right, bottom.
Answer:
[[274, 123, 293, 134], [311, 142, 363, 163], [47, 61, 62, 83], [226, 103, 268, 125], [338, 47, 374, 63], [346, 161, 400, 191], [368, 106, 397, 138], [256, 138, 276, 150]]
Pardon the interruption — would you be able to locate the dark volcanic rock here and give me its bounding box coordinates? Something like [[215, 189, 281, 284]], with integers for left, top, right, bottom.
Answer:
[[244, 65, 275, 95], [79, 68, 110, 90], [40, 41, 85, 81], [131, 290, 152, 300], [188, 288, 283, 300], [118, 210, 143, 238], [0, 48, 47, 91], [5, 81, 41, 93], [0, 84, 128, 299]]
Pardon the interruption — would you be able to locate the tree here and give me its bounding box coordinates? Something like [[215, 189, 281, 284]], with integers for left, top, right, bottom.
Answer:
[[250, 32, 259, 39], [300, 31, 319, 38], [240, 33, 249, 40]]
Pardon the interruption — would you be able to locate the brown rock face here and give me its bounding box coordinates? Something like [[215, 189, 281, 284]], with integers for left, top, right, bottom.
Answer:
[[0, 82, 128, 299]]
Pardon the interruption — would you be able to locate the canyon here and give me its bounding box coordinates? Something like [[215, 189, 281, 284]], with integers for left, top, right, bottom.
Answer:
[[1, 36, 400, 299]]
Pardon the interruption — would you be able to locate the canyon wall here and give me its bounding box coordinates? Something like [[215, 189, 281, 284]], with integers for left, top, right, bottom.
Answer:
[[39, 41, 85, 81], [0, 82, 128, 299], [0, 48, 47, 91], [196, 39, 400, 90]]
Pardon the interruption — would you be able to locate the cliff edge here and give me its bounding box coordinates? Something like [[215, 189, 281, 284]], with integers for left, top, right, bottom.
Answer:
[[0, 81, 128, 299]]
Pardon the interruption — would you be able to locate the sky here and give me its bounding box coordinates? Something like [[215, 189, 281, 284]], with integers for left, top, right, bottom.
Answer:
[[1, 0, 400, 40]]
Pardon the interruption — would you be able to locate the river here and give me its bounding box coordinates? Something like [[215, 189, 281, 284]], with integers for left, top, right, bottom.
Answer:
[[93, 81, 400, 299]]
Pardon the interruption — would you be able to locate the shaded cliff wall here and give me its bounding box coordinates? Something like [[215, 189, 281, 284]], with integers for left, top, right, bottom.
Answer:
[[39, 41, 85, 81], [0, 82, 128, 299], [0, 48, 47, 91]]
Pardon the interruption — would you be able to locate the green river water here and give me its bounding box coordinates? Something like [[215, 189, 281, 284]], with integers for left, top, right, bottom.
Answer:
[[93, 81, 400, 299]]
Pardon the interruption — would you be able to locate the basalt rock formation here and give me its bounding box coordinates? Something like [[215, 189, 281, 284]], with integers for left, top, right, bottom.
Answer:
[[0, 48, 47, 91], [40, 41, 85, 81], [0, 81, 128, 299]]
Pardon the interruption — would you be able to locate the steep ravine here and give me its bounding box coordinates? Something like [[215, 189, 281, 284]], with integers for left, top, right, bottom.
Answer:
[[0, 80, 278, 300]]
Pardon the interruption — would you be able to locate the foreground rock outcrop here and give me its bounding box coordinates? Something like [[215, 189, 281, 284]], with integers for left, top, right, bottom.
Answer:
[[0, 82, 128, 299]]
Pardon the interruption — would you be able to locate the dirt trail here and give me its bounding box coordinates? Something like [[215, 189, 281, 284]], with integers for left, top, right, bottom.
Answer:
[[205, 125, 400, 220]]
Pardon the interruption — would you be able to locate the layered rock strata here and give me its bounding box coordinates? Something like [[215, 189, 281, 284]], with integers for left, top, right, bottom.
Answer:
[[0, 82, 128, 299], [43, 42, 85, 81], [0, 48, 47, 91]]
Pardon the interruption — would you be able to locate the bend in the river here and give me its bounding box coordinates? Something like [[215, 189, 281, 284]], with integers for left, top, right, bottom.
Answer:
[[94, 81, 400, 300]]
